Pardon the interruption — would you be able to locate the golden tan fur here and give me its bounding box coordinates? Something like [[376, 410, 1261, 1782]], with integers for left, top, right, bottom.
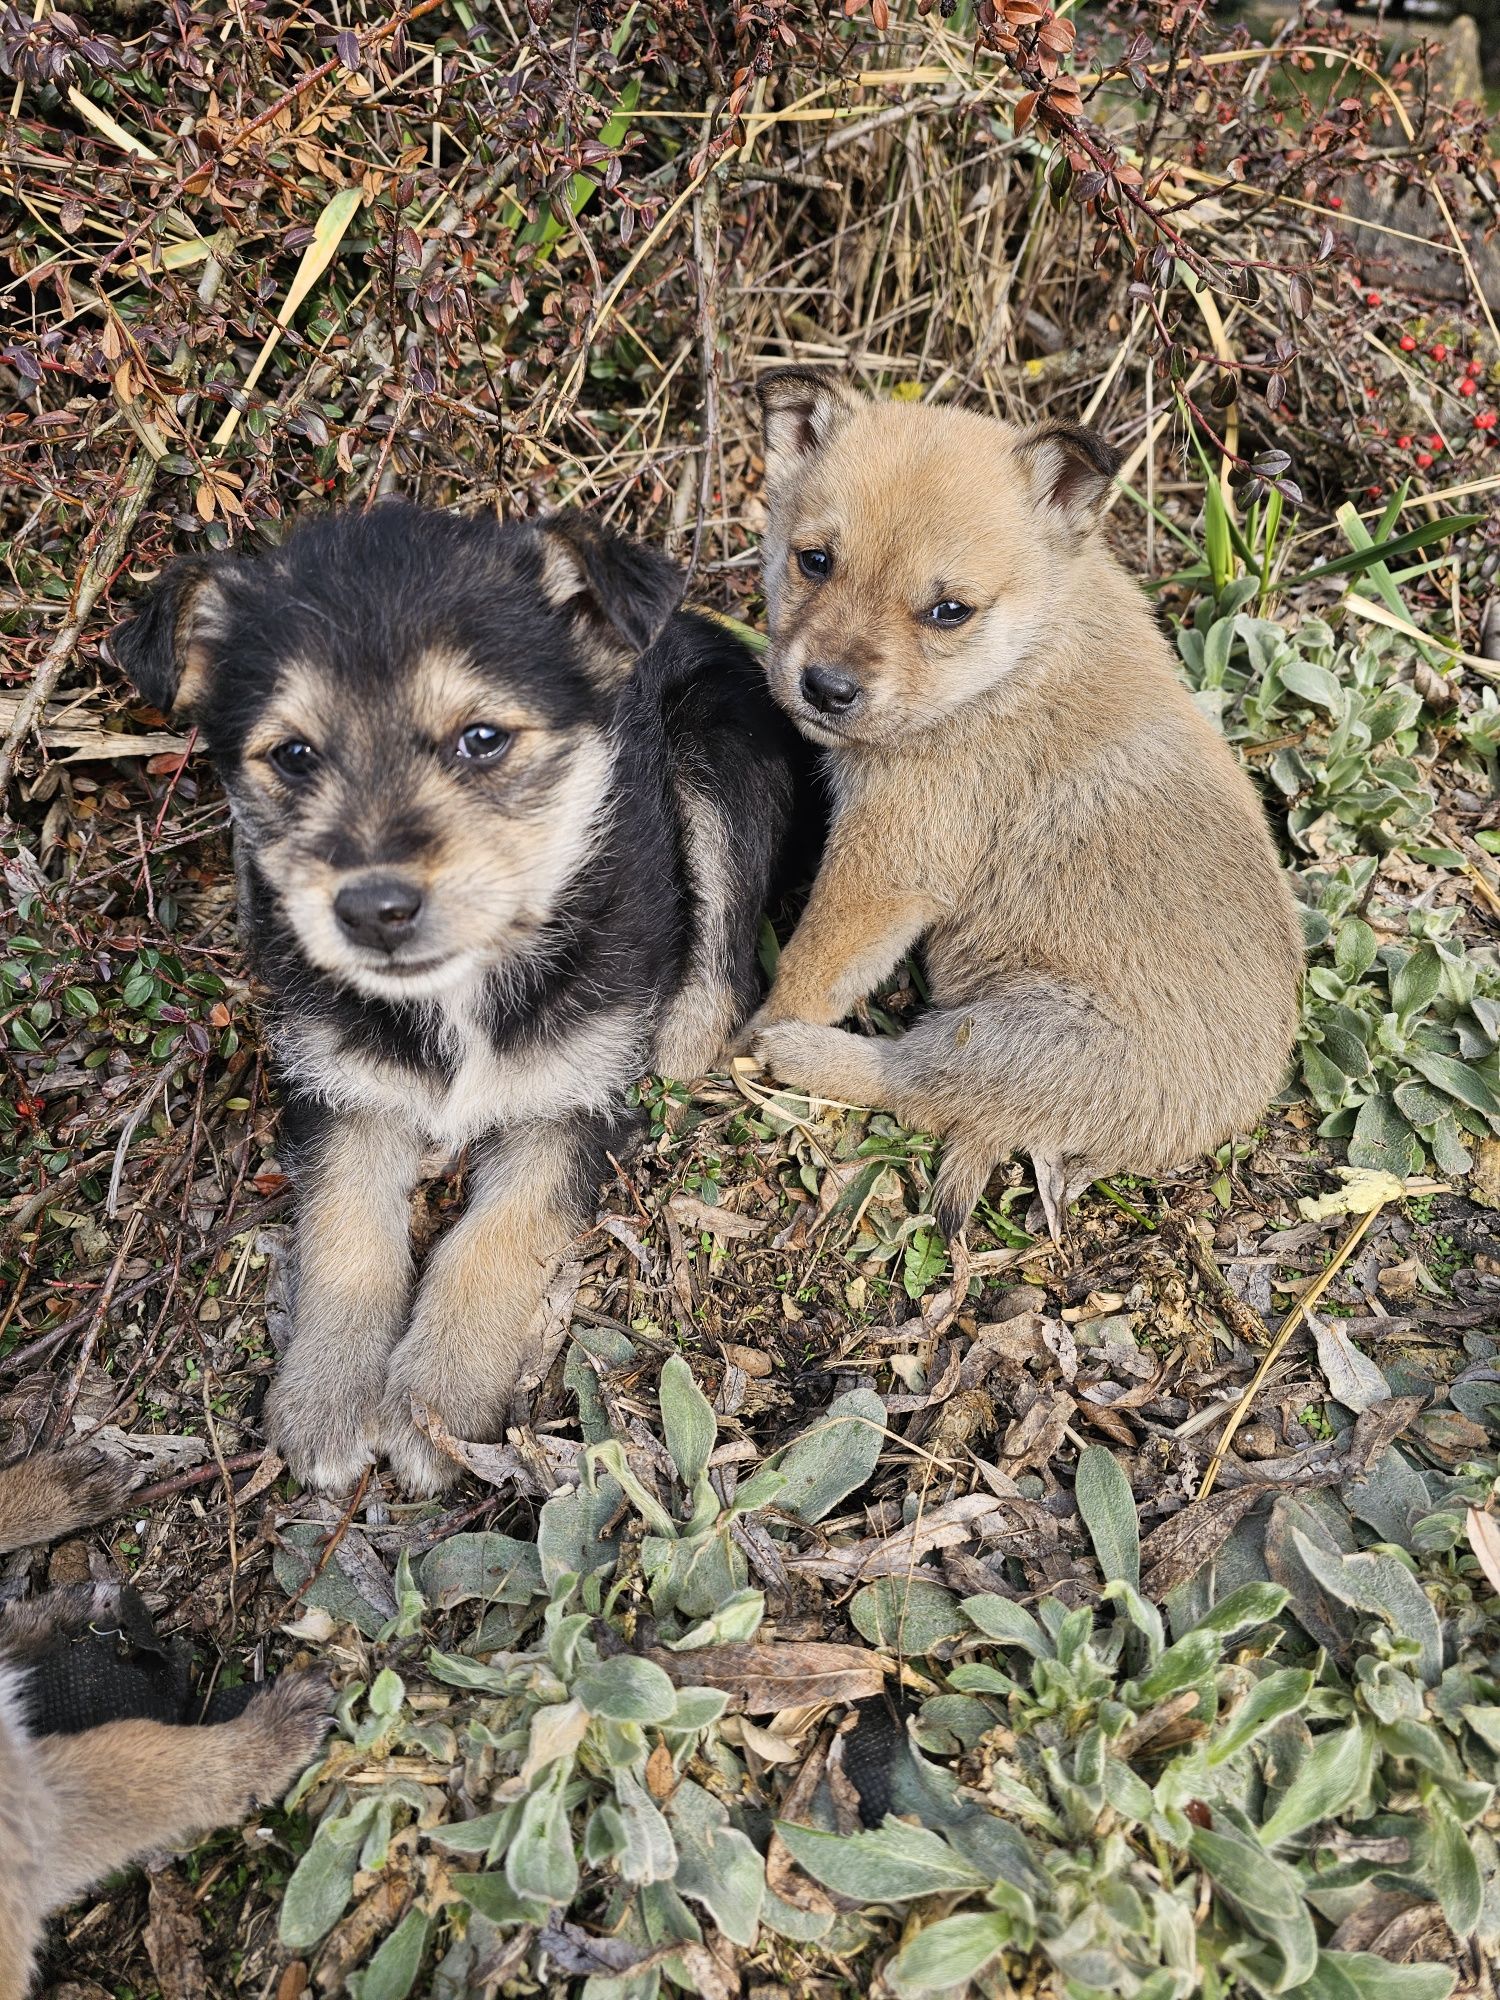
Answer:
[[0, 1447, 331, 1997], [745, 373, 1302, 1236]]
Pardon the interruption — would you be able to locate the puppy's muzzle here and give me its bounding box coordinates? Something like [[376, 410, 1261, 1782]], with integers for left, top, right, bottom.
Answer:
[[800, 665, 863, 716], [333, 874, 425, 954]]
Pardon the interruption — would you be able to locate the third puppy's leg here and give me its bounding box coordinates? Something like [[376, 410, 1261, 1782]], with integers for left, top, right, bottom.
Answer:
[[379, 1113, 627, 1494], [263, 1106, 424, 1493], [0, 1446, 138, 1557], [28, 1673, 332, 1918]]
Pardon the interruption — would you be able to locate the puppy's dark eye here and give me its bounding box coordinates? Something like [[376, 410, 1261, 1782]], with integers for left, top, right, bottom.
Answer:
[[454, 723, 512, 764], [925, 600, 974, 629], [796, 548, 832, 580], [269, 739, 319, 779]]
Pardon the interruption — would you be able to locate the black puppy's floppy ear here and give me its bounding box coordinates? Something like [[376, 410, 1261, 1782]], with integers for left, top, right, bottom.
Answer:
[[536, 513, 685, 674], [107, 557, 230, 719], [1016, 420, 1121, 526], [756, 367, 861, 482]]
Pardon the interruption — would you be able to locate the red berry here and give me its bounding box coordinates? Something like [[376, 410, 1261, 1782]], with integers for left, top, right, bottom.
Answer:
[[1428, 433, 1444, 450], [1365, 292, 1381, 306], [1477, 411, 1497, 431], [1467, 358, 1483, 377], [1458, 378, 1477, 397], [1416, 451, 1433, 468], [1396, 434, 1412, 449], [1329, 194, 1343, 208], [1366, 483, 1382, 498], [1399, 334, 1417, 352], [1430, 343, 1448, 361]]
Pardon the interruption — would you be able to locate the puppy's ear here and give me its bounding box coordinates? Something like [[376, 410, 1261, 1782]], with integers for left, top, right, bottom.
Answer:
[[536, 514, 684, 674], [756, 368, 860, 483], [1015, 421, 1121, 527], [107, 558, 231, 719]]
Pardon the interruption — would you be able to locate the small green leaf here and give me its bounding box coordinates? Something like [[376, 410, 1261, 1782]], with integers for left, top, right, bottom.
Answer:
[[505, 1762, 579, 1907], [659, 1354, 716, 1490], [771, 1387, 885, 1524], [1390, 944, 1443, 1020], [1405, 1050, 1500, 1124], [1300, 1954, 1456, 2000], [670, 1779, 764, 1945], [575, 1653, 679, 1724], [1260, 1721, 1373, 1844], [1279, 657, 1343, 713], [850, 1578, 963, 1655], [1334, 920, 1377, 982], [279, 1804, 376, 1948], [1290, 1532, 1443, 1685], [418, 1532, 543, 1609], [1076, 1444, 1141, 1589], [1208, 1669, 1314, 1765], [615, 1768, 679, 1885], [1189, 1825, 1318, 1985], [774, 1820, 990, 1903], [886, 1911, 1012, 1995], [1348, 1094, 1418, 1177], [1421, 1793, 1483, 1936], [347, 1909, 430, 2000], [960, 1594, 1054, 1657], [1127, 1629, 1221, 1704]]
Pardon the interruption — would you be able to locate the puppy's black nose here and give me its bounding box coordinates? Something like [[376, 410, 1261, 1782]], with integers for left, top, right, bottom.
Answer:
[[800, 665, 862, 714], [333, 876, 424, 952]]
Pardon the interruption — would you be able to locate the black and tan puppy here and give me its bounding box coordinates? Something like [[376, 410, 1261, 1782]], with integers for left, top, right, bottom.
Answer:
[[0, 1446, 330, 1996], [744, 371, 1302, 1238], [112, 503, 802, 1494]]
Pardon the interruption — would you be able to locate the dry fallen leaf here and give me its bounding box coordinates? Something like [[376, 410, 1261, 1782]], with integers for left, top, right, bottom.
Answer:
[[668, 1193, 763, 1241], [648, 1640, 888, 1712]]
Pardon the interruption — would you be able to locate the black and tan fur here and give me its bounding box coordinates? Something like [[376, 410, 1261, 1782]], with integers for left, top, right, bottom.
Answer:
[[744, 370, 1303, 1237], [0, 1447, 330, 1998], [112, 503, 804, 1494]]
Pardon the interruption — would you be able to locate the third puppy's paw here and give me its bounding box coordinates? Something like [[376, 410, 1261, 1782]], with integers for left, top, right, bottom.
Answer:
[[53, 1442, 142, 1524], [236, 1670, 336, 1802]]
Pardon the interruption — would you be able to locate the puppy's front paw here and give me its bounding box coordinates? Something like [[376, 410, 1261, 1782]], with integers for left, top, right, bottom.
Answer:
[[378, 1326, 533, 1497], [379, 1402, 460, 1499], [728, 1005, 773, 1060], [53, 1443, 142, 1527], [752, 1019, 849, 1088], [236, 1670, 336, 1801], [264, 1364, 381, 1495]]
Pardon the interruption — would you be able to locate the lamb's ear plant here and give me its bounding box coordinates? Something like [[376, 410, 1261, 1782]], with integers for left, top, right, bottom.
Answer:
[[274, 1337, 887, 1994], [775, 1445, 1500, 2000], [1296, 865, 1500, 1176]]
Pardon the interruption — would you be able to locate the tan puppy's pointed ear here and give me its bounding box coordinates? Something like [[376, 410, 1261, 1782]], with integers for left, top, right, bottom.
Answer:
[[756, 368, 862, 484], [1015, 420, 1121, 527]]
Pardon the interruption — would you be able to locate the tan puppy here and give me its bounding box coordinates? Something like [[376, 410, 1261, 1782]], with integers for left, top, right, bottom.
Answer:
[[0, 1447, 331, 1997], [745, 371, 1302, 1237]]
